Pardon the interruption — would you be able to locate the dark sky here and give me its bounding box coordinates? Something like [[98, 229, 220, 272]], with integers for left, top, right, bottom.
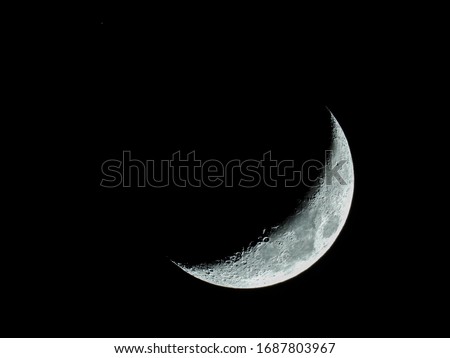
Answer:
[[3, 8, 447, 338]]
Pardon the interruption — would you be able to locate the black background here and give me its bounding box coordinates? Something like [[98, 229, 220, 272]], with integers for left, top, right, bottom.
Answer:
[[2, 6, 448, 338]]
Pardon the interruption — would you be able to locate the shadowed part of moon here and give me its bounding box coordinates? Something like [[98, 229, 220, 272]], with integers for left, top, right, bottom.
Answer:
[[172, 111, 354, 289]]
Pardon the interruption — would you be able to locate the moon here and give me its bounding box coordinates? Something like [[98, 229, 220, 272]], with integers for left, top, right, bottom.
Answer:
[[172, 110, 354, 289]]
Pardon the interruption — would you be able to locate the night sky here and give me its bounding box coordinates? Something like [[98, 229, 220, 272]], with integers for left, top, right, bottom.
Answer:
[[3, 7, 447, 338]]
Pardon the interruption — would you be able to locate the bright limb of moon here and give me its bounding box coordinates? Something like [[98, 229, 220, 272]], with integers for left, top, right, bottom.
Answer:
[[172, 111, 354, 289]]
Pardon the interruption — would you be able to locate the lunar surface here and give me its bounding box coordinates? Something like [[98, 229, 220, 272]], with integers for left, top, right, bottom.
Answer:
[[172, 111, 354, 288]]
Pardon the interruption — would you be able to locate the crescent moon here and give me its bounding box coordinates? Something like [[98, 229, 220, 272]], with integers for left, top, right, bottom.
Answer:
[[172, 110, 354, 289]]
